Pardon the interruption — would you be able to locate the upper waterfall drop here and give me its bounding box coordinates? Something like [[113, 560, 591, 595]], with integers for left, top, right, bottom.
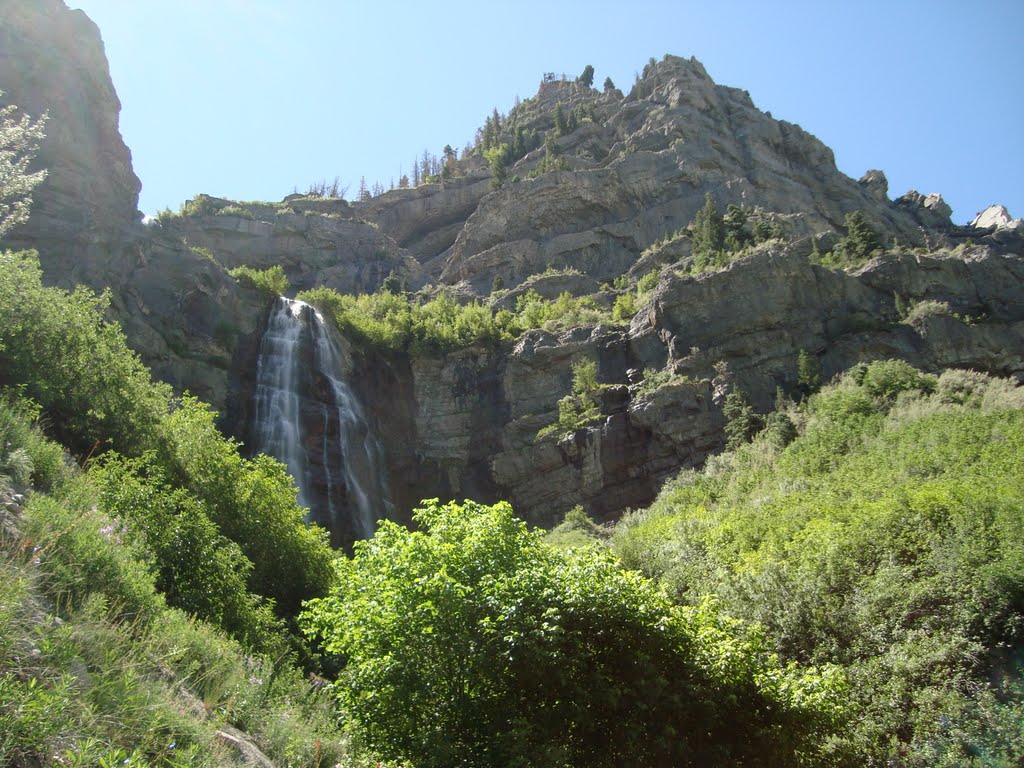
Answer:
[[251, 297, 391, 546]]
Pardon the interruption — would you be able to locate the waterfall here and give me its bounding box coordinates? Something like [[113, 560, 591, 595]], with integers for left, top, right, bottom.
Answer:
[[252, 297, 390, 544]]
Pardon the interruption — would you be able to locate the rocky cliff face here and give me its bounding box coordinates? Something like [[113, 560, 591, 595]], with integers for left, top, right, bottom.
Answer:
[[4, 4, 1023, 537], [0, 0, 141, 246], [351, 243, 1024, 527], [0, 2, 271, 420]]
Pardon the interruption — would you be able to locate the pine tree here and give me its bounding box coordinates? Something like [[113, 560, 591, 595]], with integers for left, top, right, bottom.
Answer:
[[691, 193, 724, 269], [835, 211, 882, 263], [578, 64, 595, 88], [603, 76, 616, 93], [554, 103, 567, 137], [723, 389, 761, 449], [482, 115, 495, 151], [484, 144, 508, 189], [723, 204, 748, 251], [797, 349, 822, 398]]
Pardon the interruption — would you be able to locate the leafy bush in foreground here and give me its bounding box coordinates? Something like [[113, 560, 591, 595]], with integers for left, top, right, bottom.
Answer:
[[303, 498, 848, 768]]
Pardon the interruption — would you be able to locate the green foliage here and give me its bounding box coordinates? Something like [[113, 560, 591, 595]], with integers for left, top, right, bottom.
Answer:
[[381, 269, 401, 295], [215, 204, 253, 218], [613, 362, 1024, 764], [633, 367, 691, 400], [537, 358, 604, 440], [0, 396, 70, 491], [302, 280, 620, 356], [227, 264, 288, 297], [0, 251, 171, 456], [610, 272, 659, 323], [22, 480, 166, 624], [152, 396, 335, 623], [5, 482, 348, 766], [903, 299, 954, 325], [177, 195, 221, 218], [553, 101, 568, 136], [828, 211, 882, 267], [0, 91, 48, 237], [577, 64, 595, 88], [636, 269, 660, 293], [797, 349, 821, 398], [0, 256, 335, 634], [529, 133, 570, 177], [690, 192, 725, 270], [303, 498, 847, 768], [484, 143, 509, 188], [723, 388, 762, 449], [300, 286, 518, 354], [611, 289, 637, 321], [545, 504, 607, 550], [91, 454, 283, 649], [603, 75, 616, 92], [857, 358, 936, 402]]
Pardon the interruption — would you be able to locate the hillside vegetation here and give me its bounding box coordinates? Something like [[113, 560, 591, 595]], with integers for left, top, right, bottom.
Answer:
[[611, 361, 1024, 765], [3, 243, 1023, 766], [0, 251, 351, 765], [3, 42, 1024, 765]]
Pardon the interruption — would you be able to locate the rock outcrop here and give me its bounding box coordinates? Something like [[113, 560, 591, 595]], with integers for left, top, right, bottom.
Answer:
[[0, 0, 141, 247], [348, 244, 1024, 528], [157, 195, 431, 295], [970, 204, 1024, 233]]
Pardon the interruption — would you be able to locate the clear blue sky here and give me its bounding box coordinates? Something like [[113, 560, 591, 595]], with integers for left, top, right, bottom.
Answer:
[[70, 0, 1022, 224]]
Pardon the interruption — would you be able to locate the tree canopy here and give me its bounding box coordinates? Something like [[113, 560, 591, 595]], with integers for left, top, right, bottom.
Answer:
[[302, 498, 848, 768]]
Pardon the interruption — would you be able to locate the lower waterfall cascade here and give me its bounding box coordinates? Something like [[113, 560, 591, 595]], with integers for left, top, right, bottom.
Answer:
[[251, 297, 392, 545]]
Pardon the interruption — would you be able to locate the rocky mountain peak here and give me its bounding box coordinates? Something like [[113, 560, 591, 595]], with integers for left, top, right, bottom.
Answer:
[[971, 204, 1023, 232]]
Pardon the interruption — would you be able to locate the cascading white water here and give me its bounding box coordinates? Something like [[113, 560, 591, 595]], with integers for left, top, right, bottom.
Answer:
[[252, 297, 390, 542]]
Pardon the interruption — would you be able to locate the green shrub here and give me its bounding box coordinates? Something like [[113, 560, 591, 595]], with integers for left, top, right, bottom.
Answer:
[[903, 299, 953, 325], [611, 290, 637, 321], [826, 211, 882, 267], [0, 251, 171, 456], [636, 270, 659, 293], [537, 359, 605, 440], [152, 397, 335, 623], [303, 499, 847, 768], [91, 454, 283, 649], [0, 396, 70, 491], [227, 264, 288, 297]]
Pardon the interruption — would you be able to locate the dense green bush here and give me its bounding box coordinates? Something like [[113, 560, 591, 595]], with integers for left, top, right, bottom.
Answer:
[[0, 252, 334, 636], [613, 362, 1024, 764], [0, 251, 171, 456], [227, 264, 288, 297], [92, 454, 283, 649], [303, 499, 848, 768], [151, 397, 335, 622]]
